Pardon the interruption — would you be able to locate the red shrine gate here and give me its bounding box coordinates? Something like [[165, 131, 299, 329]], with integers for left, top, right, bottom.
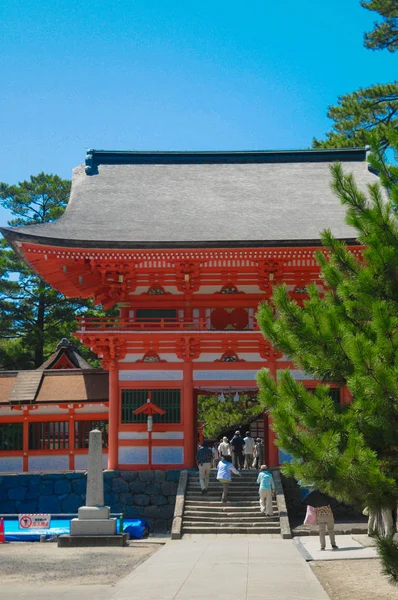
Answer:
[[0, 149, 373, 472], [12, 244, 350, 470]]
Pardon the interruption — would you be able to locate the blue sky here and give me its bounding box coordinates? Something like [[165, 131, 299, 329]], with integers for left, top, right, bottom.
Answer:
[[0, 0, 396, 226]]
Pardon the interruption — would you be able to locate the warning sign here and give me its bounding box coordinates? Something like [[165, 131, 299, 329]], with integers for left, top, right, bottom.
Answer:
[[18, 514, 51, 529]]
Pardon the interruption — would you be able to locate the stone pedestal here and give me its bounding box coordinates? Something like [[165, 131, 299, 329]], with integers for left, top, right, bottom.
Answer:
[[70, 505, 116, 536], [66, 429, 118, 541]]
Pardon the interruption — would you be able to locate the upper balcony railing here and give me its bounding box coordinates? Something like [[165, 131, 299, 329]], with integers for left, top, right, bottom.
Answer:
[[76, 316, 260, 332]]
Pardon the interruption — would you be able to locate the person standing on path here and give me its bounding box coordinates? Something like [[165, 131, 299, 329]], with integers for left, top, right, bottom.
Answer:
[[316, 504, 338, 550], [257, 465, 275, 516], [243, 431, 255, 468], [254, 438, 264, 469], [230, 430, 245, 470], [196, 441, 213, 494], [218, 436, 231, 460], [216, 455, 240, 502]]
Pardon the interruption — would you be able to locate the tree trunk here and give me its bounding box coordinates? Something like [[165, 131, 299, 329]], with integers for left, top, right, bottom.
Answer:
[[368, 508, 396, 538], [34, 290, 45, 368]]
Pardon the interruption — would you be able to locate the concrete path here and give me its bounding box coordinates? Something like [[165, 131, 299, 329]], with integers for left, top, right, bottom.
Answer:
[[296, 534, 378, 561], [112, 536, 329, 600], [4, 536, 330, 600]]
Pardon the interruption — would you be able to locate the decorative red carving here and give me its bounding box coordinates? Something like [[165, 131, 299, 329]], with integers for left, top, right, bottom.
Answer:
[[216, 350, 245, 363], [136, 350, 165, 363], [176, 337, 201, 361]]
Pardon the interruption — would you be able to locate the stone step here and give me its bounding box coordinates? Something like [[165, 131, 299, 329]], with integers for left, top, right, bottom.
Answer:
[[185, 495, 270, 501], [191, 482, 258, 487], [183, 520, 279, 528], [184, 507, 276, 515], [183, 516, 280, 524], [182, 526, 281, 534], [183, 506, 277, 514], [185, 494, 268, 507]]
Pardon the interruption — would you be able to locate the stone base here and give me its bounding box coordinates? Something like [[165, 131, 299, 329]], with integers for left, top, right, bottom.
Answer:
[[58, 533, 129, 548], [70, 517, 116, 536], [77, 506, 110, 520]]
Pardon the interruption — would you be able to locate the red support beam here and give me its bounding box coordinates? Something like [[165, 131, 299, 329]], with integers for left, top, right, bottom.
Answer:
[[183, 360, 195, 468], [108, 361, 119, 470]]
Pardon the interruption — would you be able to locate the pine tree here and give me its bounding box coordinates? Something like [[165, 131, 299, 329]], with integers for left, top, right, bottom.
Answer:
[[362, 0, 398, 53], [312, 82, 398, 151], [314, 1, 398, 150], [0, 173, 101, 368], [198, 393, 264, 439], [257, 127, 398, 516]]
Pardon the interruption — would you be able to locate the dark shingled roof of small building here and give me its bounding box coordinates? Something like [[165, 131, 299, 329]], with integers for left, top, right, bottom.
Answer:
[[0, 148, 378, 249]]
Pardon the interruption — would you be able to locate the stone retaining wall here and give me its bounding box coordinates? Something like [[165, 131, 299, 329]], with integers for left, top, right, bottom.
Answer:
[[281, 474, 365, 521], [0, 470, 180, 533]]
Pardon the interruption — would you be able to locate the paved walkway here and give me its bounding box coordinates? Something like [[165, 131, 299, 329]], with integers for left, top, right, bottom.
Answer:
[[4, 536, 330, 600], [296, 534, 378, 561]]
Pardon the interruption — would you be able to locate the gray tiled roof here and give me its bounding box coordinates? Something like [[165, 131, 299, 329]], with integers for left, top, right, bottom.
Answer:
[[1, 149, 377, 249]]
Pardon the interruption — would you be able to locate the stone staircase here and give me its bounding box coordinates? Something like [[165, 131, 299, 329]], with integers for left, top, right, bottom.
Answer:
[[181, 469, 281, 535]]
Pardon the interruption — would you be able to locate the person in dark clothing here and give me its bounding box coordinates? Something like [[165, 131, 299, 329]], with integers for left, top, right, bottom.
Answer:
[[196, 441, 213, 494], [230, 430, 245, 470]]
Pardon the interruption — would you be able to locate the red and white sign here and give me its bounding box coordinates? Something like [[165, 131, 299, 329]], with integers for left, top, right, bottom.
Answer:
[[18, 514, 51, 529]]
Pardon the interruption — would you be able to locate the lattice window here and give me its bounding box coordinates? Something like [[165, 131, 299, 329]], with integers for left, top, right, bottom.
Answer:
[[74, 420, 108, 449], [29, 421, 69, 450], [0, 423, 23, 451], [121, 389, 181, 423]]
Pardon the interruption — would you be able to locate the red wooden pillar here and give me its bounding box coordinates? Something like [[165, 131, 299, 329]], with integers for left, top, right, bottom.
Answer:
[[263, 412, 269, 465], [23, 413, 29, 472], [183, 360, 195, 467], [69, 409, 75, 470], [267, 357, 279, 467], [108, 360, 119, 470]]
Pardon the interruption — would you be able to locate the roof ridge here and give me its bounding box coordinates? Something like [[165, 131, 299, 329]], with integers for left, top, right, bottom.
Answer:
[[85, 147, 367, 175]]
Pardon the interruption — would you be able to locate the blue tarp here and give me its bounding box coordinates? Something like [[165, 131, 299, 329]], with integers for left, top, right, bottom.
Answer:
[[3, 518, 149, 542]]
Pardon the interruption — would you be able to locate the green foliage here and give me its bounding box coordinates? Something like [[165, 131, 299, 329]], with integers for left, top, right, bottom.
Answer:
[[377, 536, 398, 585], [0, 173, 102, 369], [312, 82, 398, 150], [257, 129, 398, 513], [362, 0, 398, 52], [198, 394, 263, 439], [314, 2, 397, 150]]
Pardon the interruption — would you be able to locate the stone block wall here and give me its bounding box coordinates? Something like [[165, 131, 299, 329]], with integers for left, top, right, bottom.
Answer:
[[0, 469, 180, 533], [281, 474, 366, 522]]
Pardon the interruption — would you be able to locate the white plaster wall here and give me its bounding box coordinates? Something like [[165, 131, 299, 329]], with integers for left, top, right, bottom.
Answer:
[[152, 432, 184, 439], [119, 446, 148, 465], [75, 404, 108, 414], [0, 407, 21, 416], [28, 455, 69, 472], [31, 406, 69, 415], [152, 446, 184, 464], [0, 457, 23, 472], [118, 432, 148, 440], [119, 370, 183, 381], [194, 370, 258, 381]]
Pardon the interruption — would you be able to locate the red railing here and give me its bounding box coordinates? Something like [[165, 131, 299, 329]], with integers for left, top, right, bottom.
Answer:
[[77, 316, 260, 332]]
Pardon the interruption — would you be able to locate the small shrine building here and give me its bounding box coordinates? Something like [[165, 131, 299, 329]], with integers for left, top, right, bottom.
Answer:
[[0, 148, 377, 472]]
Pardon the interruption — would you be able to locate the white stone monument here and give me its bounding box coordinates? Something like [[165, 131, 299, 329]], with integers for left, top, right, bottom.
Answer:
[[70, 429, 116, 536]]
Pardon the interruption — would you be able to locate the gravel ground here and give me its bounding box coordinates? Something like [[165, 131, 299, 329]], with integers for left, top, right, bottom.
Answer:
[[0, 542, 160, 585], [311, 559, 397, 600]]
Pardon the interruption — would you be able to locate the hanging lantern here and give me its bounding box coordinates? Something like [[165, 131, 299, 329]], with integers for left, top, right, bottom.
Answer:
[[219, 392, 226, 402], [234, 391, 240, 402]]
